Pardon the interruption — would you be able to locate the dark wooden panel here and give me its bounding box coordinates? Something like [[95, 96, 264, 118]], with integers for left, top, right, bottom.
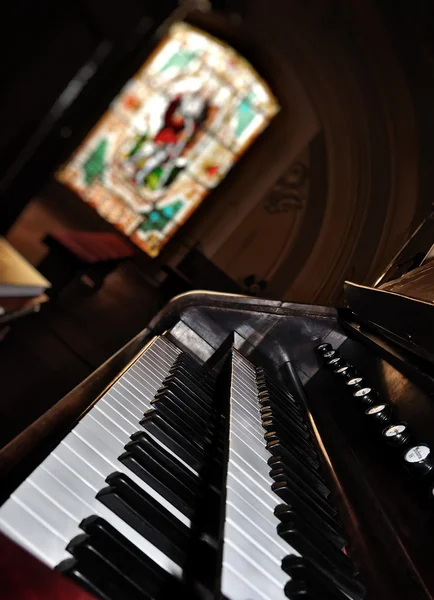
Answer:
[[0, 326, 150, 501], [0, 315, 91, 450], [306, 336, 434, 599]]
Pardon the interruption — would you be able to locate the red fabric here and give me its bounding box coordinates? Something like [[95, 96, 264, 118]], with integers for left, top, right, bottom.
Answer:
[[51, 231, 134, 264], [154, 95, 201, 146], [0, 533, 96, 599], [154, 96, 185, 145], [154, 128, 179, 145], [162, 95, 182, 129]]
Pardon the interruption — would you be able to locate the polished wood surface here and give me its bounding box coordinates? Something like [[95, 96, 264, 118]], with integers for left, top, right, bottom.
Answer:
[[345, 280, 434, 364], [1, 292, 434, 599], [306, 335, 434, 599]]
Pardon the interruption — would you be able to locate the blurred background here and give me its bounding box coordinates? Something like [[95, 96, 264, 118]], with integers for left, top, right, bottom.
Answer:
[[1, 0, 434, 447]]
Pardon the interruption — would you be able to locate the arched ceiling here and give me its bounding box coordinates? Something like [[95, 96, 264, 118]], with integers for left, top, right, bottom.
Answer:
[[180, 0, 426, 305], [259, 0, 419, 304]]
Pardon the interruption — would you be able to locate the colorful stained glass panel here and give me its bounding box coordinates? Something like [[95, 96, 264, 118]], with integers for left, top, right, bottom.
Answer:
[[56, 23, 279, 257]]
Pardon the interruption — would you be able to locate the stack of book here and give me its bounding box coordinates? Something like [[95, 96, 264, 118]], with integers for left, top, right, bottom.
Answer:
[[0, 238, 51, 339]]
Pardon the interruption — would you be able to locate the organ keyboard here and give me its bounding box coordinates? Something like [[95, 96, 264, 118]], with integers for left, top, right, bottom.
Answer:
[[1, 288, 434, 599]]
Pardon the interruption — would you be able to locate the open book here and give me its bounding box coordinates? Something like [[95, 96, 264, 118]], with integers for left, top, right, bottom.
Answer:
[[0, 238, 51, 298]]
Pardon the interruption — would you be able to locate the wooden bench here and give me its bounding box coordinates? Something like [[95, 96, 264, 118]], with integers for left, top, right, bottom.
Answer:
[[38, 231, 134, 297]]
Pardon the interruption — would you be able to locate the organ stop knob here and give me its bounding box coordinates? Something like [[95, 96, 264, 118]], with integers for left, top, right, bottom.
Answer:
[[404, 444, 434, 477]]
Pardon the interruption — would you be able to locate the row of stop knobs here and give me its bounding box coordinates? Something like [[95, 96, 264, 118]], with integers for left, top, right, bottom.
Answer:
[[316, 343, 434, 486]]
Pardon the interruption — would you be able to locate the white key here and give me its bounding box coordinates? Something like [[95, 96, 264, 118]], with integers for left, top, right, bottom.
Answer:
[[225, 501, 288, 572], [24, 452, 181, 574], [222, 542, 286, 600], [231, 404, 268, 442], [221, 561, 271, 600], [229, 430, 272, 478], [14, 480, 82, 544], [228, 457, 276, 510], [220, 351, 291, 600], [88, 409, 128, 442], [226, 481, 287, 542], [0, 335, 184, 576], [68, 419, 190, 526], [106, 388, 144, 421], [116, 379, 152, 409], [94, 401, 136, 436], [128, 365, 161, 391], [224, 517, 288, 588], [232, 379, 258, 398], [46, 450, 182, 574], [0, 498, 69, 567]]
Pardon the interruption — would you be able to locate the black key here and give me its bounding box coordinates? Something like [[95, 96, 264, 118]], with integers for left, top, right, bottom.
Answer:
[[80, 515, 170, 593], [270, 461, 337, 520], [270, 478, 347, 549], [268, 439, 331, 498], [167, 365, 215, 399], [256, 375, 294, 401], [285, 578, 338, 600], [264, 380, 301, 412], [270, 476, 347, 548], [279, 525, 366, 600], [256, 381, 298, 403], [154, 395, 211, 448], [174, 354, 215, 377], [261, 414, 317, 457], [262, 419, 315, 463], [120, 450, 196, 518], [67, 533, 162, 599], [264, 425, 318, 468], [167, 366, 215, 395], [277, 508, 356, 576], [149, 401, 207, 449], [261, 411, 312, 452], [273, 483, 344, 548], [152, 388, 211, 434], [163, 378, 214, 419], [170, 361, 214, 393], [259, 399, 306, 433], [261, 412, 317, 460], [129, 431, 199, 490], [285, 580, 332, 599], [165, 370, 214, 408], [264, 430, 320, 471], [173, 353, 211, 378], [270, 464, 338, 523], [257, 390, 303, 415], [97, 472, 190, 566], [262, 416, 310, 455], [258, 392, 309, 432], [140, 410, 204, 471], [259, 400, 307, 426], [57, 554, 145, 600], [256, 370, 301, 410], [284, 555, 343, 600]]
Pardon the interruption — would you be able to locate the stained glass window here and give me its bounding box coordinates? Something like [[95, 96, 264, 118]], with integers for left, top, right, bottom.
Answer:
[[56, 23, 279, 257]]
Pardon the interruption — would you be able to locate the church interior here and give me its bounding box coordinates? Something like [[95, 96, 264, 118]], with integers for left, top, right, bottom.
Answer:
[[1, 0, 434, 446], [2, 0, 434, 446], [2, 2, 434, 597]]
